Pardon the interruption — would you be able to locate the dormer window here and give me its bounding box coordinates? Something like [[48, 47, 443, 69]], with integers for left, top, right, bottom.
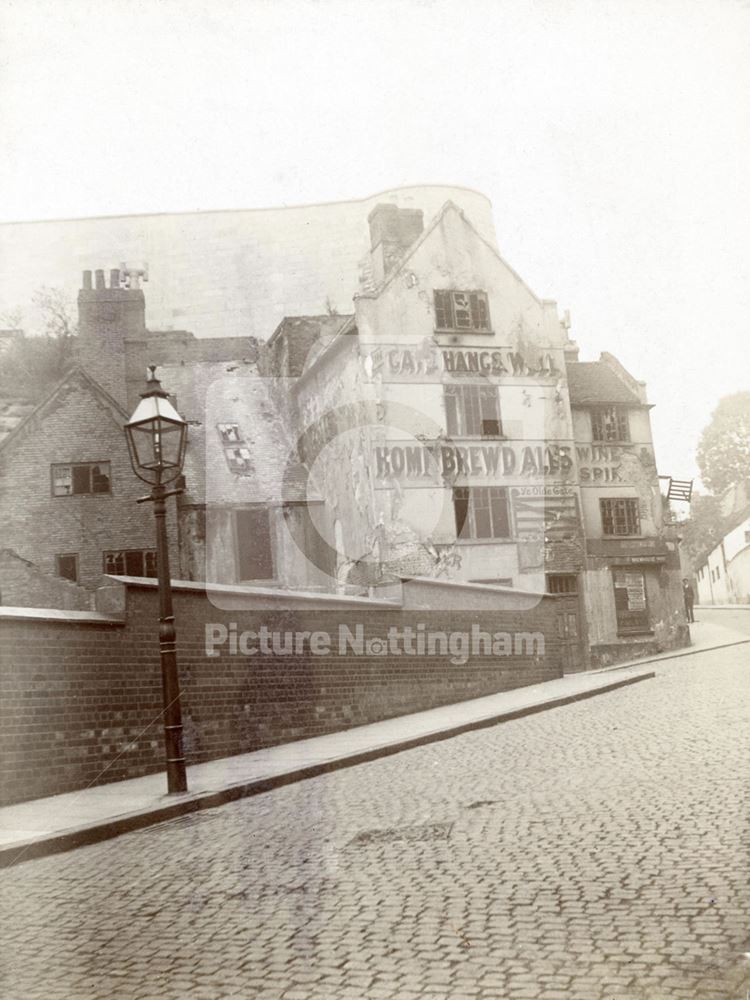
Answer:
[[434, 290, 490, 333], [591, 406, 630, 443]]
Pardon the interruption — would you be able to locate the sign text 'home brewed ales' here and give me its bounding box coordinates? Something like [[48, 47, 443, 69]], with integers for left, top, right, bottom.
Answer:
[[375, 441, 574, 483]]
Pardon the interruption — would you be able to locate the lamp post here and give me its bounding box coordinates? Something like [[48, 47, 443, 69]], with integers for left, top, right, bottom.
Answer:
[[124, 366, 189, 793]]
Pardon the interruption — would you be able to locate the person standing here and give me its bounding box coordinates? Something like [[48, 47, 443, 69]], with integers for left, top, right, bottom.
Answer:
[[683, 578, 695, 623]]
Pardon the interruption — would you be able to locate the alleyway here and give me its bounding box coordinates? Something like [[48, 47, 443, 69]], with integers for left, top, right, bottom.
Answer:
[[1, 614, 748, 1000]]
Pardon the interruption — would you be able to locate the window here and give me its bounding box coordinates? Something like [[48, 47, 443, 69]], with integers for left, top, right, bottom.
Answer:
[[55, 553, 79, 583], [591, 407, 630, 443], [52, 462, 111, 496], [218, 423, 242, 443], [600, 498, 640, 536], [103, 549, 158, 578], [547, 574, 578, 594], [225, 446, 253, 475], [235, 507, 274, 579], [444, 385, 502, 437], [434, 290, 490, 332], [613, 569, 650, 633], [454, 487, 511, 540]]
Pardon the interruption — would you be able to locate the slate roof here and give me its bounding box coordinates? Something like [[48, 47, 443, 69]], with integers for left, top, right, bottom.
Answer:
[[566, 361, 643, 406]]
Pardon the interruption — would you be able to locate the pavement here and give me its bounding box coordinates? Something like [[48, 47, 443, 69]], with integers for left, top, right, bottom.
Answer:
[[0, 613, 747, 869], [1, 615, 748, 1000]]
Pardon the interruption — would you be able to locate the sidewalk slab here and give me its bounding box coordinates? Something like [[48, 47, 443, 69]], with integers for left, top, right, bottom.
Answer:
[[0, 663, 657, 868]]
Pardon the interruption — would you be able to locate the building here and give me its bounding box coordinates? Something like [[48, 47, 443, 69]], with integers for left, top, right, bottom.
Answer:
[[0, 189, 689, 665], [696, 480, 750, 605]]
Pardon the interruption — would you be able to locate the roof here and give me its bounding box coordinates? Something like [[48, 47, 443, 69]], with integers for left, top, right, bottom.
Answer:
[[0, 366, 130, 456], [0, 398, 36, 446], [566, 361, 643, 406], [265, 314, 354, 377]]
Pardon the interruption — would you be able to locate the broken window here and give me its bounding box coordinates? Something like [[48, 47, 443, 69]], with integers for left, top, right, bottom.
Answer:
[[600, 498, 640, 536], [444, 384, 502, 437], [52, 462, 111, 496], [217, 423, 242, 443], [434, 290, 490, 332], [224, 446, 253, 475], [591, 407, 630, 442], [103, 549, 158, 578], [235, 507, 274, 580], [453, 487, 511, 540], [613, 569, 650, 633], [55, 553, 79, 583]]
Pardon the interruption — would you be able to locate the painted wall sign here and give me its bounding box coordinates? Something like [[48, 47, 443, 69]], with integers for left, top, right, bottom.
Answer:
[[374, 442, 574, 482], [576, 444, 655, 483], [366, 345, 560, 380]]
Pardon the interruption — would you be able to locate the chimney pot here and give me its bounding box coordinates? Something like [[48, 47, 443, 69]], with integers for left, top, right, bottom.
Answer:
[[82, 270, 92, 290], [95, 269, 105, 290], [110, 268, 120, 289]]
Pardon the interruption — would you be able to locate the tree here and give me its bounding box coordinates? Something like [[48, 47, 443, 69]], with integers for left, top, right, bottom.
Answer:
[[696, 392, 750, 495], [0, 288, 76, 401], [673, 492, 724, 575]]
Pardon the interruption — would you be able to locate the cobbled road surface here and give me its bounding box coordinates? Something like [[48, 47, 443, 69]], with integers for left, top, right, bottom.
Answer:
[[1, 630, 748, 999]]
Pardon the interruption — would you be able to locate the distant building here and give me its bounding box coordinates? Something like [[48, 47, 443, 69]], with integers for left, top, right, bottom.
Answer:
[[695, 481, 750, 605], [0, 189, 689, 665]]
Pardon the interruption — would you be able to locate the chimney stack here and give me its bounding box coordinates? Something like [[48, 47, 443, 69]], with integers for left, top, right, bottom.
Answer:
[[76, 266, 147, 409], [366, 203, 424, 284]]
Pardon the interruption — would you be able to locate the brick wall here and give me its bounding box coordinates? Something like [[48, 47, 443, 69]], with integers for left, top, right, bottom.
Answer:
[[0, 581, 562, 805], [0, 371, 179, 598]]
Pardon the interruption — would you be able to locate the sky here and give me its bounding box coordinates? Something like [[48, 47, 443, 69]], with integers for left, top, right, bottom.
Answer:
[[1, 0, 749, 485]]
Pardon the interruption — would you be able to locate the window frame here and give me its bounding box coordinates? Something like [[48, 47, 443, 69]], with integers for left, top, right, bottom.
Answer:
[[546, 573, 578, 594], [217, 423, 243, 443], [600, 497, 641, 536], [590, 406, 631, 443], [453, 486, 511, 541], [444, 383, 503, 438], [51, 461, 112, 497], [55, 553, 79, 583], [103, 549, 158, 578], [434, 289, 491, 333]]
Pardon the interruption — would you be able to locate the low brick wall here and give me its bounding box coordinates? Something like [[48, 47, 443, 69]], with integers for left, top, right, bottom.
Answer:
[[0, 580, 562, 805]]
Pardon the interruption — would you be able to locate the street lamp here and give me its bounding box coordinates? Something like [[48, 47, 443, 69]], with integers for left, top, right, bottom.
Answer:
[[124, 366, 189, 793]]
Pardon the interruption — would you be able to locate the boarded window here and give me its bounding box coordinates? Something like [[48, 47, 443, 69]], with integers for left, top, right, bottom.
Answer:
[[235, 507, 274, 580], [444, 384, 502, 437], [613, 569, 650, 632], [453, 487, 511, 540], [600, 498, 640, 536], [52, 462, 111, 496], [55, 553, 79, 583], [434, 290, 490, 332], [591, 407, 630, 442]]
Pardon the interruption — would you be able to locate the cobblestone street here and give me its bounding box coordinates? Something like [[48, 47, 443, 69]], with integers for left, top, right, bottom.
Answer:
[[1, 627, 748, 999]]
